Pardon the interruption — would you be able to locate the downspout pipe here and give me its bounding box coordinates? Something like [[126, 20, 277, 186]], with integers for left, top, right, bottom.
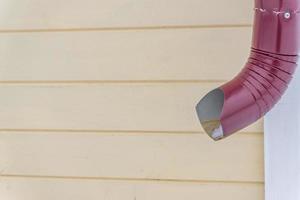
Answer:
[[196, 0, 300, 140]]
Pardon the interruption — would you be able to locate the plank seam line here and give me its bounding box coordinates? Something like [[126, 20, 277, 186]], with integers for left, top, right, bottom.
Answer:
[[0, 80, 226, 85], [0, 174, 264, 185], [0, 24, 252, 34], [0, 129, 262, 135]]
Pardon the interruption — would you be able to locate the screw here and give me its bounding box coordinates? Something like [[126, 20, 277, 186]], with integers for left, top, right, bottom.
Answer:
[[284, 12, 291, 19]]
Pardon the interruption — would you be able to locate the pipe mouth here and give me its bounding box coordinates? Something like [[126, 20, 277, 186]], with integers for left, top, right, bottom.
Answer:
[[196, 88, 225, 141]]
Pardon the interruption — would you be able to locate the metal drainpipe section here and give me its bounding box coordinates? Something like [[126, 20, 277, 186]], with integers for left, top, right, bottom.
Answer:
[[196, 0, 300, 141]]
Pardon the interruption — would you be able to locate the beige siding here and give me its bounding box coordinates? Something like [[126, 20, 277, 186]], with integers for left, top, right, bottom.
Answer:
[[0, 1, 264, 200], [0, 178, 263, 200], [0, 28, 252, 81], [0, 132, 263, 182], [0, 83, 262, 132], [0, 0, 252, 29]]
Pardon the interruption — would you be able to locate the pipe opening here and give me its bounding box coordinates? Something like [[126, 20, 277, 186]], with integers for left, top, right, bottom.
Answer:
[[196, 88, 225, 141]]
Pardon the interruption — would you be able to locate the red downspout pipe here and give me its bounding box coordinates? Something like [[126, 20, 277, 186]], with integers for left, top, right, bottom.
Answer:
[[196, 0, 300, 140]]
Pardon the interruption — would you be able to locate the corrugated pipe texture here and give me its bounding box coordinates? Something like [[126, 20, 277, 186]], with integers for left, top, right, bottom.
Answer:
[[196, 0, 300, 140]]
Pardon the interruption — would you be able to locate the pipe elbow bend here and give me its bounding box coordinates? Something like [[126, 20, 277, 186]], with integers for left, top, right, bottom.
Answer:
[[196, 0, 300, 140]]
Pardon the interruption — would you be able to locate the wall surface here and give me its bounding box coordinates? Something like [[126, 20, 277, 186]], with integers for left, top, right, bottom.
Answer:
[[0, 1, 264, 199]]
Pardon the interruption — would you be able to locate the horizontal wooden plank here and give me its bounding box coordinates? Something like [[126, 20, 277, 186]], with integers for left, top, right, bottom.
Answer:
[[0, 83, 262, 132], [0, 177, 263, 200], [0, 0, 253, 30], [0, 131, 263, 182], [0, 28, 252, 81]]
